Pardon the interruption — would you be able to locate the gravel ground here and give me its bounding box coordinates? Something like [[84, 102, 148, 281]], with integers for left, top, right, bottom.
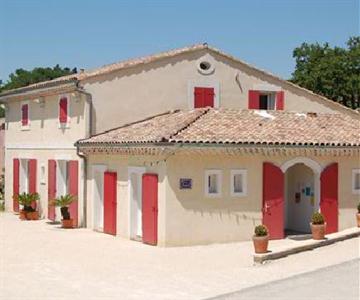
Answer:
[[0, 213, 359, 300]]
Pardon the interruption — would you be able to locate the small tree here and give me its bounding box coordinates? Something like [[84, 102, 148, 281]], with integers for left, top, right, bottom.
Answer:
[[16, 192, 39, 212], [51, 194, 76, 220]]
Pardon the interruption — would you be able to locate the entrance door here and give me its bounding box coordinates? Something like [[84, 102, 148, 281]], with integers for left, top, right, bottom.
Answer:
[[142, 173, 158, 245], [103, 171, 117, 235], [129, 167, 145, 240], [320, 163, 338, 234], [263, 162, 284, 239]]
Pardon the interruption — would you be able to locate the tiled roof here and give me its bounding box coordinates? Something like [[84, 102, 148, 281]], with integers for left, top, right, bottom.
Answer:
[[77, 108, 360, 147]]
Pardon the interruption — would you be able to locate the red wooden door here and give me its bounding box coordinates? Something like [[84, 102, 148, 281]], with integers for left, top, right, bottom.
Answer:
[[142, 173, 158, 245], [263, 162, 284, 239], [194, 87, 214, 108], [48, 160, 57, 221], [68, 161, 79, 227], [28, 159, 37, 210], [103, 171, 117, 235], [13, 159, 20, 212], [320, 163, 338, 234]]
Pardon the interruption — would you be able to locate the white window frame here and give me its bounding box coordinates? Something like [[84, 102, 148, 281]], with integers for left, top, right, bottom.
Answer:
[[188, 80, 220, 109], [204, 169, 222, 197], [20, 100, 30, 130], [352, 169, 360, 194], [58, 94, 70, 129], [230, 169, 247, 197]]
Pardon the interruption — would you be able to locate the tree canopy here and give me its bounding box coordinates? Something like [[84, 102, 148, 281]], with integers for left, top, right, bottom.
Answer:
[[0, 65, 77, 92], [291, 36, 360, 109]]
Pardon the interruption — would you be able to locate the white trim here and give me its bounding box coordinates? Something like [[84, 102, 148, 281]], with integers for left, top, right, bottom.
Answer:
[[281, 157, 322, 174], [204, 169, 222, 198], [40, 163, 46, 185], [20, 100, 30, 131], [230, 169, 247, 197], [6, 144, 76, 150], [188, 80, 220, 109], [54, 154, 72, 160], [58, 94, 71, 129], [352, 169, 360, 194], [253, 83, 281, 92], [128, 166, 146, 239]]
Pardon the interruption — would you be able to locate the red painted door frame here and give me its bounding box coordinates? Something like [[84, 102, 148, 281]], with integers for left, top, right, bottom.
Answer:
[[68, 161, 79, 227], [48, 160, 57, 221], [13, 159, 20, 212], [320, 163, 338, 234], [142, 173, 158, 245], [262, 162, 285, 239], [103, 171, 117, 235]]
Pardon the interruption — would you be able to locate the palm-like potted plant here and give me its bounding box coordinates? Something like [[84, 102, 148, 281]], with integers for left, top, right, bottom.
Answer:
[[252, 224, 269, 253], [51, 194, 76, 228], [310, 212, 326, 240], [357, 203, 360, 227], [16, 192, 40, 220]]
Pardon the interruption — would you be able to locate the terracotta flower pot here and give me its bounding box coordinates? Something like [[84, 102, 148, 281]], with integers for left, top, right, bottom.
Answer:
[[253, 235, 269, 253], [357, 213, 360, 227], [19, 210, 27, 220], [26, 211, 39, 220], [311, 223, 326, 240], [61, 219, 73, 229]]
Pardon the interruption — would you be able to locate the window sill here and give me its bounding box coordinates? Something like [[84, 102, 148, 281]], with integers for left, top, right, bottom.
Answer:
[[58, 122, 70, 129], [230, 193, 247, 197], [205, 193, 222, 198], [21, 126, 30, 131]]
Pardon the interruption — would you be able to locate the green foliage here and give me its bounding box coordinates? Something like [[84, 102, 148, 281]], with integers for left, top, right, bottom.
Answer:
[[357, 202, 360, 213], [51, 194, 76, 208], [15, 192, 39, 212], [254, 224, 268, 237], [291, 36, 360, 109], [311, 212, 325, 225]]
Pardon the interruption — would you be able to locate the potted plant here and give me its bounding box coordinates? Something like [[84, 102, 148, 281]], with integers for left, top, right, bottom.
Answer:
[[357, 203, 360, 227], [310, 212, 326, 240], [16, 192, 39, 220], [51, 194, 76, 228], [252, 224, 269, 253]]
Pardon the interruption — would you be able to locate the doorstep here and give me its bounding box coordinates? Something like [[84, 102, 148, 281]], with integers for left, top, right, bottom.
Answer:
[[254, 227, 360, 264]]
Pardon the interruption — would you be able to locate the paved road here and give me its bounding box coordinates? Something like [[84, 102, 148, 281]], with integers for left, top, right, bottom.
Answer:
[[210, 259, 360, 300]]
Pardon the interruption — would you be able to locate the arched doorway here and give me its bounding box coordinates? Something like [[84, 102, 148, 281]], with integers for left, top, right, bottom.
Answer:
[[281, 158, 321, 236]]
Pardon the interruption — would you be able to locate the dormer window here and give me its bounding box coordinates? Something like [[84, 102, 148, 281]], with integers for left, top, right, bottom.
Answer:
[[248, 90, 284, 110]]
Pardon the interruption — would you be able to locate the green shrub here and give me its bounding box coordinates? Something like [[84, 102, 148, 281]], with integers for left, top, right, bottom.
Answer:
[[254, 224, 268, 237], [357, 202, 360, 213], [14, 192, 39, 212], [311, 212, 325, 225]]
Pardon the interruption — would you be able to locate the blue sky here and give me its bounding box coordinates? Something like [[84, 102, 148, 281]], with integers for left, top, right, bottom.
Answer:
[[0, 0, 359, 82]]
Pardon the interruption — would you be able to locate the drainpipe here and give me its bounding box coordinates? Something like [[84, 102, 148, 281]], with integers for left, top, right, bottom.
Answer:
[[74, 85, 93, 228]]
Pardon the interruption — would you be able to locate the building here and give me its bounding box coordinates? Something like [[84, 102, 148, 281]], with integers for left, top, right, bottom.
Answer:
[[1, 44, 359, 245]]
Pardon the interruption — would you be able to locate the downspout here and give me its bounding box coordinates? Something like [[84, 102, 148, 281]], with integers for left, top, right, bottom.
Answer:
[[74, 85, 93, 228]]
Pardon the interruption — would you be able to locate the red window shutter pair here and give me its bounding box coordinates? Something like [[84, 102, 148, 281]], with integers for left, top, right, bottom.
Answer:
[[59, 97, 68, 124], [194, 87, 215, 108], [248, 90, 285, 110], [21, 104, 29, 126]]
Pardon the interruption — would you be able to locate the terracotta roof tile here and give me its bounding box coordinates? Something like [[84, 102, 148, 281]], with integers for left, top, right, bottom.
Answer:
[[78, 108, 360, 147]]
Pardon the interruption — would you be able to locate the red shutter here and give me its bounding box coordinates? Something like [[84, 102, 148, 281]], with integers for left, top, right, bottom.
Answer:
[[194, 87, 214, 108], [13, 159, 20, 212], [262, 162, 284, 239], [104, 171, 117, 235], [248, 90, 260, 109], [28, 159, 37, 210], [68, 160, 79, 227], [276, 91, 284, 110], [48, 160, 57, 221], [59, 97, 68, 123], [320, 163, 338, 234], [21, 104, 29, 126], [142, 173, 158, 245]]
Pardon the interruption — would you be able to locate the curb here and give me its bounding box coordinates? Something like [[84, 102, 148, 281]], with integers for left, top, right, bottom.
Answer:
[[254, 229, 360, 264]]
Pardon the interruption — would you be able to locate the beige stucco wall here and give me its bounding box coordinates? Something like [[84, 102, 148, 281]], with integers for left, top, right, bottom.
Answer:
[[4, 92, 89, 222], [164, 152, 360, 246], [84, 150, 359, 247], [85, 155, 167, 246], [83, 49, 342, 134]]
